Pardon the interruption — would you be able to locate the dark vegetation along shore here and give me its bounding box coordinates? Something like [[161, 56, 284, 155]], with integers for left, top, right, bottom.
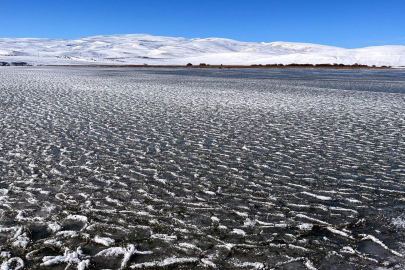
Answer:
[[37, 63, 396, 69], [0, 61, 31, 66], [1, 61, 400, 69]]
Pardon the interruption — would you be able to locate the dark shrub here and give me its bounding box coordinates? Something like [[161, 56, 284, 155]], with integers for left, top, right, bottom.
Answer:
[[11, 62, 29, 66]]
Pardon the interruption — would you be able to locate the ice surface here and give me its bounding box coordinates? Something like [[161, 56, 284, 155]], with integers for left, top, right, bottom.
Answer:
[[0, 67, 405, 269]]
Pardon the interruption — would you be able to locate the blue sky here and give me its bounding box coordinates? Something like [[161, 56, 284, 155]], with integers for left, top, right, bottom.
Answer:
[[1, 0, 404, 48]]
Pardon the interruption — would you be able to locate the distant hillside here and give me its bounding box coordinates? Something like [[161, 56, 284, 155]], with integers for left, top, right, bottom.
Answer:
[[1, 34, 405, 67]]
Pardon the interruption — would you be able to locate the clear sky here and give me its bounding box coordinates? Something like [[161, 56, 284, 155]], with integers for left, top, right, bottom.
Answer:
[[1, 0, 404, 48]]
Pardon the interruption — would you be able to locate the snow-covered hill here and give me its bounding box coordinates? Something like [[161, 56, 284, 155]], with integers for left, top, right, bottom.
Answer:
[[1, 34, 405, 66]]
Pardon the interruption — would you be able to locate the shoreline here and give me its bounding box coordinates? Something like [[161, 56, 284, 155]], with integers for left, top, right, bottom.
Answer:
[[35, 64, 397, 69]]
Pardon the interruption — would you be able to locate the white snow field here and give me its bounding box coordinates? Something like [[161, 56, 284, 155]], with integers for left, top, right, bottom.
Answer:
[[1, 34, 405, 66], [1, 67, 405, 269]]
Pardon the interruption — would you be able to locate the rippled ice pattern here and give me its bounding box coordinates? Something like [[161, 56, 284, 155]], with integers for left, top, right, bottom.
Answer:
[[1, 67, 405, 270]]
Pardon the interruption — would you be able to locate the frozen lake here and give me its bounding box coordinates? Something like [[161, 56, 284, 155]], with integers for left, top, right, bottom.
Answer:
[[1, 67, 405, 269]]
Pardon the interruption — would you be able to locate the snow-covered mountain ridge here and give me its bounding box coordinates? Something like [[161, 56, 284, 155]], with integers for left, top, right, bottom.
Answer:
[[1, 34, 405, 66]]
